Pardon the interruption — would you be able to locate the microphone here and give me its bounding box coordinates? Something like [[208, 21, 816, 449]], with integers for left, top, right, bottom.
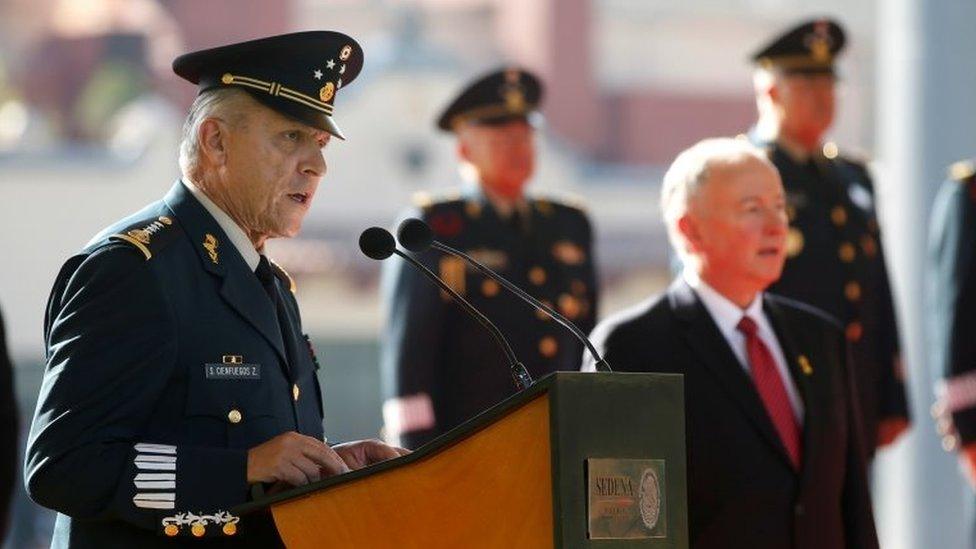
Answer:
[[359, 227, 534, 391], [397, 218, 613, 373]]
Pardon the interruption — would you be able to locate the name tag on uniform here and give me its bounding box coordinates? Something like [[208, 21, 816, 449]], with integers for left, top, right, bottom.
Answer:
[[205, 363, 261, 380]]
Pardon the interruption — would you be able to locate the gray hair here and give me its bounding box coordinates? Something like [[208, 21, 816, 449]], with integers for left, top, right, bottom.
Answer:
[[177, 88, 248, 179], [660, 137, 772, 256]]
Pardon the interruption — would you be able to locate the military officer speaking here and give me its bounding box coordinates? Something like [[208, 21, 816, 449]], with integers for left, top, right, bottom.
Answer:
[[930, 159, 976, 485], [746, 18, 910, 457], [25, 32, 405, 547], [380, 68, 599, 449]]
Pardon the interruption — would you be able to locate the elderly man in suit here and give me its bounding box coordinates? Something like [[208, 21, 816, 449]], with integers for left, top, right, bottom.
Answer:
[[584, 138, 877, 549]]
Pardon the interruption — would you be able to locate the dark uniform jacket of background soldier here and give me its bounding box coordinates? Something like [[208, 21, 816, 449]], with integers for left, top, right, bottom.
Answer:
[[381, 69, 598, 449], [0, 306, 17, 542], [24, 32, 362, 547], [929, 160, 976, 454], [748, 19, 909, 456]]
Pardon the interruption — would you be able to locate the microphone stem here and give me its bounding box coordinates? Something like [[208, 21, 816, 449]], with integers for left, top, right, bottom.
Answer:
[[431, 241, 612, 372], [392, 249, 533, 390]]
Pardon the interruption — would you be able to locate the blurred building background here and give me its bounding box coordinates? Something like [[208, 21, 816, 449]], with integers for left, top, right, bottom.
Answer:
[[0, 0, 970, 547]]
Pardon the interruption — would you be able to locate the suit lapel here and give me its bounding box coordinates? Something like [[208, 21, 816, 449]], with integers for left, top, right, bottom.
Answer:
[[669, 280, 795, 470], [764, 297, 819, 477], [163, 182, 288, 365]]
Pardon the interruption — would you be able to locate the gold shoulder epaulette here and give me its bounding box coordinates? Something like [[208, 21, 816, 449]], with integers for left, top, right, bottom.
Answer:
[[538, 193, 587, 213], [107, 215, 177, 261], [412, 191, 433, 210], [268, 258, 297, 294], [949, 159, 976, 183]]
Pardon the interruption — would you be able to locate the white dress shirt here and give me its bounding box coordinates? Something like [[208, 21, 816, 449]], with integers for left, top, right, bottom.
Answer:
[[684, 271, 805, 421], [182, 179, 261, 271]]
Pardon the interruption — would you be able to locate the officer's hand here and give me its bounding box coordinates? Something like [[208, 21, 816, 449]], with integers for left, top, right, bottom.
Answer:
[[247, 432, 349, 486], [332, 439, 410, 471], [876, 417, 910, 448]]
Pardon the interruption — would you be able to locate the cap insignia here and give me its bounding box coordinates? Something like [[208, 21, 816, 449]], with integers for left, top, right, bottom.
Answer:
[[805, 21, 834, 62], [320, 82, 335, 102], [339, 45, 352, 61]]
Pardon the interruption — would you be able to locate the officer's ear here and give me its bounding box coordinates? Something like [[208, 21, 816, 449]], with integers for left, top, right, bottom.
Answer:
[[198, 117, 229, 167]]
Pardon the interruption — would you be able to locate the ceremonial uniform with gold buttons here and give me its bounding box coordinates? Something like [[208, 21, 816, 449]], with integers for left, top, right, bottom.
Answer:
[[25, 32, 360, 547], [747, 19, 909, 456], [380, 69, 598, 449], [929, 159, 976, 454]]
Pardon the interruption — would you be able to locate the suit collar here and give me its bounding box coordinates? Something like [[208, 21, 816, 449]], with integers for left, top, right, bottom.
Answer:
[[668, 278, 799, 471], [763, 297, 819, 476]]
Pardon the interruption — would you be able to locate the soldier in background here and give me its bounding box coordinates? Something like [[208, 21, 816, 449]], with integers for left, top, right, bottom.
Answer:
[[0, 305, 16, 543], [929, 159, 976, 483], [381, 68, 598, 449], [747, 18, 910, 457]]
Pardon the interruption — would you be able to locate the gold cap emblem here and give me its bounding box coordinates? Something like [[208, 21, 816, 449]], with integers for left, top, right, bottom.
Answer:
[[319, 82, 335, 102]]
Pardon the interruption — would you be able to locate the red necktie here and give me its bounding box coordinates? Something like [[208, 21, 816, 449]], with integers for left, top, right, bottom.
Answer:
[[737, 316, 802, 469]]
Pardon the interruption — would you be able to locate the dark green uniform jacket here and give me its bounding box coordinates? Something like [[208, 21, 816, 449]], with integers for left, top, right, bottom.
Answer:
[[25, 182, 324, 547], [752, 135, 910, 455], [381, 189, 598, 449]]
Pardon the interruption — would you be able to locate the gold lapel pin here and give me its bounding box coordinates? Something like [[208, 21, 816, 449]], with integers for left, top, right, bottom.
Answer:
[[798, 355, 814, 376]]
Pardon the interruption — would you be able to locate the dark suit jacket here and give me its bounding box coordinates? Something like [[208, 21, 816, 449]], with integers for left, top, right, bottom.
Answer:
[[585, 280, 878, 549], [26, 182, 323, 547]]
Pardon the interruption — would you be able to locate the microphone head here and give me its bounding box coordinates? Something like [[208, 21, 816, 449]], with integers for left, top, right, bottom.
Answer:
[[359, 227, 396, 260], [397, 218, 434, 253]]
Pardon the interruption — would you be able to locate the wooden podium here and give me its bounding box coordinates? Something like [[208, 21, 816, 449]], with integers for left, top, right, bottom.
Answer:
[[236, 372, 688, 548]]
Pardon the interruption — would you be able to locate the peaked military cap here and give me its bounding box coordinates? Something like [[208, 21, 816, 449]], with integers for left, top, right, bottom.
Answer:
[[173, 31, 363, 139], [750, 18, 846, 74], [436, 67, 543, 132]]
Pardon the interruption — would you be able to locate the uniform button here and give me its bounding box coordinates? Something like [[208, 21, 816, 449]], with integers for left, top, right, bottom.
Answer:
[[529, 266, 547, 285], [481, 279, 500, 297], [191, 523, 206, 537], [846, 322, 863, 342], [227, 409, 242, 424], [539, 336, 558, 358], [786, 228, 804, 258], [571, 279, 587, 295], [293, 384, 301, 402], [844, 281, 862, 301], [830, 205, 847, 226], [794, 504, 805, 517], [860, 234, 878, 258], [222, 523, 237, 536], [558, 294, 581, 320], [838, 242, 856, 263], [536, 300, 554, 321], [164, 524, 180, 537]]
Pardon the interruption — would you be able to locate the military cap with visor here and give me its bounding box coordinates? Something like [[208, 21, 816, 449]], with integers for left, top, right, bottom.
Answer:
[[436, 67, 543, 132], [750, 18, 846, 75], [173, 31, 363, 139]]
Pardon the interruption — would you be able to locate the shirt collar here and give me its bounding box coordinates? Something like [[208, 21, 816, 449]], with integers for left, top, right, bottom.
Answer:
[[181, 179, 261, 271], [683, 270, 764, 334]]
